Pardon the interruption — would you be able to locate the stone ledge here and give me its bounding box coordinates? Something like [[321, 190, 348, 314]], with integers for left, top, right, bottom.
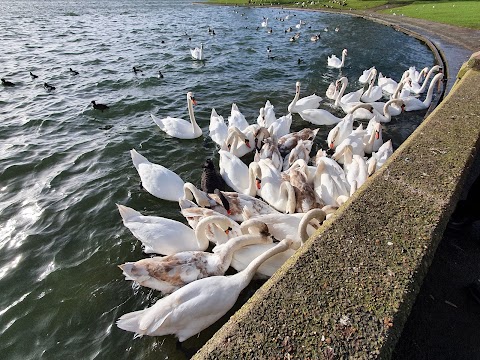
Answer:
[[193, 58, 480, 359]]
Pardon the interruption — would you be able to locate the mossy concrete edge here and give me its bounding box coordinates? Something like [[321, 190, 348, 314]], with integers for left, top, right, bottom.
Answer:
[[193, 58, 480, 359]]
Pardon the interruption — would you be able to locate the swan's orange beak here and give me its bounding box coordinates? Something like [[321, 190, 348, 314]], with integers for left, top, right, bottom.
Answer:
[[225, 227, 232, 235], [245, 139, 251, 148], [401, 104, 406, 112], [375, 130, 380, 140], [191, 98, 198, 106], [329, 142, 334, 149], [256, 178, 261, 190]]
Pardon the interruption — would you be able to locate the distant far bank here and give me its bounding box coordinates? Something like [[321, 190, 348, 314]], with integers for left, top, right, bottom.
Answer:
[[205, 0, 480, 29]]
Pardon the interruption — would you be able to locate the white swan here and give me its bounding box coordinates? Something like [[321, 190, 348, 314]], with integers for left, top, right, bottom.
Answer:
[[251, 159, 296, 213], [327, 48, 347, 69], [313, 156, 350, 206], [222, 126, 255, 158], [219, 150, 259, 196], [287, 81, 322, 114], [130, 149, 184, 201], [118, 218, 271, 294], [117, 204, 218, 256], [268, 113, 292, 139], [402, 73, 443, 111], [359, 66, 376, 83], [151, 92, 202, 139], [299, 102, 373, 126], [230, 210, 325, 276], [190, 43, 204, 60], [228, 103, 249, 131], [379, 70, 409, 95], [367, 139, 394, 175], [116, 239, 293, 341], [363, 118, 383, 155], [370, 99, 405, 123], [360, 69, 383, 103], [209, 108, 228, 146], [332, 125, 367, 163], [404, 65, 441, 95], [337, 144, 369, 194]]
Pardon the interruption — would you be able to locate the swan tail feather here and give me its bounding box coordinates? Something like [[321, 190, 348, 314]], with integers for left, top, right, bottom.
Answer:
[[130, 149, 149, 171], [117, 309, 147, 335], [116, 204, 142, 222]]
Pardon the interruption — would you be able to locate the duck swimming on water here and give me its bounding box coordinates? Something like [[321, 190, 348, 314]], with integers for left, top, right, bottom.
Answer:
[[44, 82, 56, 91], [69, 68, 79, 75], [1, 78, 15, 87], [30, 71, 38, 79], [91, 100, 109, 112]]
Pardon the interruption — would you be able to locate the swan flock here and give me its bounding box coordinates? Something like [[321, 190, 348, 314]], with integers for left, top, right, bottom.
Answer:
[[116, 10, 443, 345]]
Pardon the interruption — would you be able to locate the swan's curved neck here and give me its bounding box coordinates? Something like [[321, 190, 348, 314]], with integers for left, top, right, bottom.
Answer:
[[248, 162, 261, 197], [334, 79, 348, 108], [423, 73, 443, 107], [288, 84, 301, 112], [280, 181, 296, 214], [187, 96, 199, 131], [298, 209, 326, 244], [340, 51, 346, 67], [232, 239, 292, 286], [417, 66, 438, 93], [195, 215, 237, 248]]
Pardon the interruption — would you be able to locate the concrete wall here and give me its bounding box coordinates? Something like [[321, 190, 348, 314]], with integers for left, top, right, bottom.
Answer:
[[193, 53, 480, 359]]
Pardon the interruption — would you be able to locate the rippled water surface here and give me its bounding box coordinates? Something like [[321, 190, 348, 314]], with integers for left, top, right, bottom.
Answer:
[[0, 1, 435, 359]]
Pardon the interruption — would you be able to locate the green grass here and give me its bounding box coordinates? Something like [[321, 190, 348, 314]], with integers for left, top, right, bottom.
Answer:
[[206, 0, 480, 29], [379, 1, 480, 29]]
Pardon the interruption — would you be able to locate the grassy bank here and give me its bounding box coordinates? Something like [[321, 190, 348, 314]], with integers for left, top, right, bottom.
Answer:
[[206, 0, 480, 29]]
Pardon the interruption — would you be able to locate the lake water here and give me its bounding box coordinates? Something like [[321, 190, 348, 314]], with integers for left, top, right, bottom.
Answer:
[[0, 0, 435, 359]]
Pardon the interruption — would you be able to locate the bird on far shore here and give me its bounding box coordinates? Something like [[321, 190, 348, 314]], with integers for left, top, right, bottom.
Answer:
[[91, 100, 109, 112], [30, 71, 38, 79], [1, 78, 15, 87], [69, 68, 79, 75]]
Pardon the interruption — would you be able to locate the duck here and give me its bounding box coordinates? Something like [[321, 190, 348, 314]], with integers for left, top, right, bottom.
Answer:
[[287, 81, 322, 114], [133, 66, 143, 74], [118, 216, 270, 294], [116, 238, 293, 341], [209, 108, 228, 146], [157, 70, 164, 79], [30, 71, 38, 79], [1, 78, 15, 87], [69, 68, 79, 75], [219, 150, 260, 196], [402, 73, 443, 111], [151, 92, 202, 139], [250, 159, 296, 214], [299, 102, 373, 126], [130, 149, 184, 202], [116, 204, 233, 255], [43, 82, 56, 91], [91, 100, 109, 111], [310, 34, 320, 42], [190, 43, 204, 60], [327, 48, 347, 69]]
